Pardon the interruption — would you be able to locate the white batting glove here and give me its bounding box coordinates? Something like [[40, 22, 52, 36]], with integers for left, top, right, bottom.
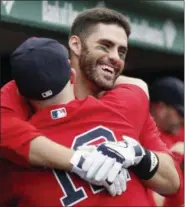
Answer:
[[71, 145, 131, 196], [97, 136, 159, 180], [70, 145, 96, 179], [96, 136, 146, 170], [88, 167, 130, 196], [74, 145, 123, 182], [104, 168, 131, 196], [71, 145, 118, 180]]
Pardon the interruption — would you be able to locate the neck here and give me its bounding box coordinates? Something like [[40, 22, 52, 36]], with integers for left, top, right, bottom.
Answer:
[[30, 85, 75, 111], [30, 95, 75, 112], [71, 56, 100, 99]]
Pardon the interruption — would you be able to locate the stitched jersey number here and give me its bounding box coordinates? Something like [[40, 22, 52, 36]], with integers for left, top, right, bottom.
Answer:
[[53, 126, 116, 206]]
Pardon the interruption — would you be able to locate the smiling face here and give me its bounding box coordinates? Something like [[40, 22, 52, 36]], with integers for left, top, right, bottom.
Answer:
[[78, 23, 128, 90]]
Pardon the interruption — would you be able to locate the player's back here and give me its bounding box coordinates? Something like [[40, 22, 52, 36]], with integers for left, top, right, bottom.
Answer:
[[1, 85, 151, 206]]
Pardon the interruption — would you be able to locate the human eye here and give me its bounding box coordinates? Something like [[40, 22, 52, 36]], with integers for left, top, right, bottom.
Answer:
[[99, 44, 109, 52], [119, 51, 127, 60]]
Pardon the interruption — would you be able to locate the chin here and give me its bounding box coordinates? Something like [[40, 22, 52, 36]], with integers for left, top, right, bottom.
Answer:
[[97, 81, 115, 91]]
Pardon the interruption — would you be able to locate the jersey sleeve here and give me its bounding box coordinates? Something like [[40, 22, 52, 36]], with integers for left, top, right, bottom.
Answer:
[[1, 81, 43, 166], [100, 84, 149, 112], [101, 84, 170, 153], [101, 84, 149, 136], [100, 84, 146, 102]]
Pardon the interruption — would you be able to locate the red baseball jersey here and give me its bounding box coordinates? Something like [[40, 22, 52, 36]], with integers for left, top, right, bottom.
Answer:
[[1, 82, 170, 206]]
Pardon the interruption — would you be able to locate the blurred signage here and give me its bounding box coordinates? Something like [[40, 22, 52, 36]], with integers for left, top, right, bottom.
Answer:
[[1, 0, 15, 14], [1, 0, 183, 54], [42, 1, 88, 26], [129, 18, 177, 50]]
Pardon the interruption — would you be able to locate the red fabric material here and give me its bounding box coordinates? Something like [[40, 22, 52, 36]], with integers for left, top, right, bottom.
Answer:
[[0, 84, 160, 206], [1, 81, 42, 165], [0, 83, 178, 206]]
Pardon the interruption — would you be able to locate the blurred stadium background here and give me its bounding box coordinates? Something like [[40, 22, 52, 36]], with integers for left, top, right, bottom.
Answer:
[[0, 0, 184, 87]]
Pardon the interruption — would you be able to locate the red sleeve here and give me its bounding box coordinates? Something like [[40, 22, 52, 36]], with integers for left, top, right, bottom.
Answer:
[[0, 81, 42, 166], [101, 84, 151, 137], [100, 84, 147, 104], [101, 84, 171, 153]]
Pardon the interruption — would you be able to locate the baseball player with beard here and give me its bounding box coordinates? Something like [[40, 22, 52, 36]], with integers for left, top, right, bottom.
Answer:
[[1, 8, 182, 206]]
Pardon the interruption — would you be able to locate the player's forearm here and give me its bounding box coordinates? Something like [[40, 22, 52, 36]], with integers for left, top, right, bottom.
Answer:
[[142, 152, 180, 195], [29, 136, 74, 171], [152, 191, 165, 207]]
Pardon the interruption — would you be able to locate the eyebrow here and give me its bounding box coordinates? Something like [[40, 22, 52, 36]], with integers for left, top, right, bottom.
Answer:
[[97, 38, 128, 52]]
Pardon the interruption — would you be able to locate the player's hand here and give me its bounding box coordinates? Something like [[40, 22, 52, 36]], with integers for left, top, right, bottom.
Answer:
[[96, 136, 146, 169], [96, 136, 159, 180], [70, 145, 97, 179], [104, 168, 131, 196], [70, 145, 130, 196], [74, 145, 124, 183], [83, 162, 131, 197], [87, 167, 130, 196], [71, 145, 122, 181]]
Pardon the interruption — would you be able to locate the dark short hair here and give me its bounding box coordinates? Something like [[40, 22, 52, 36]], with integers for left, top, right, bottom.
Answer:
[[70, 8, 131, 40]]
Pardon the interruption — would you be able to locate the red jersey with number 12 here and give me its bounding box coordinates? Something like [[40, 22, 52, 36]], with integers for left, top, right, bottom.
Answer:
[[1, 84, 169, 207]]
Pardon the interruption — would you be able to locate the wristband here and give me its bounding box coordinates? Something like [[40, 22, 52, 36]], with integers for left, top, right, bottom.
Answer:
[[130, 149, 159, 180]]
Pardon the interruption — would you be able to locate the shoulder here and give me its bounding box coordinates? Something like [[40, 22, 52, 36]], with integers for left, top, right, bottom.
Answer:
[[115, 76, 149, 99], [1, 80, 21, 108], [1, 80, 17, 93]]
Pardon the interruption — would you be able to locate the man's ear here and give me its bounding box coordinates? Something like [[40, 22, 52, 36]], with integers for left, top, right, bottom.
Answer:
[[68, 35, 82, 57], [70, 68, 76, 84]]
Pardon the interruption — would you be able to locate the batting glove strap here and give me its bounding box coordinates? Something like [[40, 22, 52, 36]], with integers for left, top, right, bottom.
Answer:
[[97, 144, 125, 163], [130, 149, 159, 180]]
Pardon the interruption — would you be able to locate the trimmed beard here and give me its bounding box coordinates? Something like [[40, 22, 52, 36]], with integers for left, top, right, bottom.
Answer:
[[79, 42, 117, 91]]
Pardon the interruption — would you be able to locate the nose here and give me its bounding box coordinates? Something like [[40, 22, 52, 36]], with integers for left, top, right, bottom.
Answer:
[[108, 49, 120, 61], [108, 49, 122, 68]]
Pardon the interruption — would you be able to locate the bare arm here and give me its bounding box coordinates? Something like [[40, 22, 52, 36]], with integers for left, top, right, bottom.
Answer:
[[1, 113, 75, 171], [29, 136, 74, 171], [1, 106, 75, 171], [152, 191, 165, 207], [137, 111, 181, 195], [147, 144, 184, 207], [142, 152, 180, 194]]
